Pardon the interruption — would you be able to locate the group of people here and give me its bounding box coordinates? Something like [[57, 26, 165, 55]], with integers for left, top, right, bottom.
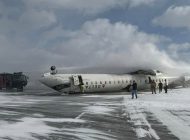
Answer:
[[130, 79, 168, 99], [150, 79, 168, 94]]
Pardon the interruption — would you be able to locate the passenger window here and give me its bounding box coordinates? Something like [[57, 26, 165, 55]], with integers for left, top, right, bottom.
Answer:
[[109, 81, 111, 84], [91, 81, 93, 84], [86, 82, 88, 85], [100, 81, 102, 84], [95, 81, 97, 84], [105, 81, 107, 84]]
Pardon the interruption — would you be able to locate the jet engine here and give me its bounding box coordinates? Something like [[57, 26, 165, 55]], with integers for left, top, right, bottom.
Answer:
[[50, 66, 57, 75]]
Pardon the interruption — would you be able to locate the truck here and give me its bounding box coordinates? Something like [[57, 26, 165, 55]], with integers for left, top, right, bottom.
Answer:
[[0, 72, 28, 92]]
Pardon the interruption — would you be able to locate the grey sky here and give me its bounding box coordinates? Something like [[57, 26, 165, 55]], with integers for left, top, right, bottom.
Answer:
[[0, 0, 190, 74]]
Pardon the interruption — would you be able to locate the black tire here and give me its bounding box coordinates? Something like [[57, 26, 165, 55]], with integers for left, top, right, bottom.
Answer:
[[17, 87, 23, 92]]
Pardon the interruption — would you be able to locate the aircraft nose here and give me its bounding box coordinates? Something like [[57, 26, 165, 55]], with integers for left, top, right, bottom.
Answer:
[[39, 76, 47, 84], [39, 73, 71, 91], [39, 73, 68, 88], [39, 73, 53, 86]]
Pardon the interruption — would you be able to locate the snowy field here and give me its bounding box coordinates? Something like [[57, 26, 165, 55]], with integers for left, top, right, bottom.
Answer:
[[0, 88, 190, 140]]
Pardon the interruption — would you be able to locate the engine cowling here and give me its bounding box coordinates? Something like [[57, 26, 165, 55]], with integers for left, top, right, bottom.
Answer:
[[50, 66, 57, 75]]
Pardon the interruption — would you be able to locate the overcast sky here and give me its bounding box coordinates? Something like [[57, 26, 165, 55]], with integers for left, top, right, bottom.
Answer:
[[1, 0, 190, 74]]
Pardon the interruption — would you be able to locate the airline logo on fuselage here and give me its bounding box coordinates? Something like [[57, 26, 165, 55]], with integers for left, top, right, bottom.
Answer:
[[85, 84, 106, 89]]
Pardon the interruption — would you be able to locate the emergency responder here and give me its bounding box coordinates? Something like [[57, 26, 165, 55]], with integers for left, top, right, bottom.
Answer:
[[151, 80, 156, 94]]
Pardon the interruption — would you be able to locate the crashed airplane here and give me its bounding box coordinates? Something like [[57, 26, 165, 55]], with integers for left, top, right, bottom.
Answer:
[[39, 66, 189, 94]]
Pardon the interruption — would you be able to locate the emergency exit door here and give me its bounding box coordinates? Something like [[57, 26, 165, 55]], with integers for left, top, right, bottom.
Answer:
[[148, 77, 152, 83], [73, 75, 80, 86], [72, 75, 84, 86]]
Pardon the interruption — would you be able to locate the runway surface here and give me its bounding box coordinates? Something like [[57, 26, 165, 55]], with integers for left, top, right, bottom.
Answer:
[[0, 88, 190, 140]]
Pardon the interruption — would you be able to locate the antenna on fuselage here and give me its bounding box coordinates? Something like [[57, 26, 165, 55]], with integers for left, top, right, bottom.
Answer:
[[50, 66, 57, 75]]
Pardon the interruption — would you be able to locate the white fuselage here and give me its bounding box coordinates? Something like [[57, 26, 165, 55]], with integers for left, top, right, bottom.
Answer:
[[40, 72, 183, 94]]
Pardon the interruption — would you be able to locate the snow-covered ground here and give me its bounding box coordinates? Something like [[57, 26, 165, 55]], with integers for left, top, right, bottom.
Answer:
[[122, 88, 190, 140], [84, 88, 190, 140], [0, 88, 190, 140]]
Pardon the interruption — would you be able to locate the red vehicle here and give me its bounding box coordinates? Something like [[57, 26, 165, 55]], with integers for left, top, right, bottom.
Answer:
[[0, 72, 28, 91], [0, 75, 3, 89]]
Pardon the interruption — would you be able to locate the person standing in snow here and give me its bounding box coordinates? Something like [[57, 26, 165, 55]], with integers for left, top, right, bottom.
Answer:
[[151, 80, 156, 94], [158, 81, 163, 93], [164, 79, 168, 93], [131, 80, 137, 99]]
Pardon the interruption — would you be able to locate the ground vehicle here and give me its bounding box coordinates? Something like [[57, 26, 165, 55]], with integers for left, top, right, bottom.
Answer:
[[0, 72, 28, 91]]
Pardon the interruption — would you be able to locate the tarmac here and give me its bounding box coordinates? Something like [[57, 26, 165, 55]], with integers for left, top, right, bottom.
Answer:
[[0, 89, 189, 140]]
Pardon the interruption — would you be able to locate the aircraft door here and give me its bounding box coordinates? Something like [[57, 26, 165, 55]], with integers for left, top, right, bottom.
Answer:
[[78, 75, 84, 85], [148, 77, 152, 84], [72, 75, 84, 86], [73, 75, 80, 86]]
